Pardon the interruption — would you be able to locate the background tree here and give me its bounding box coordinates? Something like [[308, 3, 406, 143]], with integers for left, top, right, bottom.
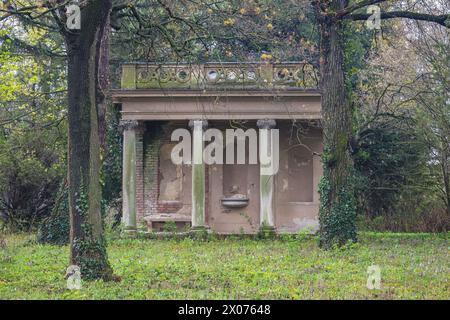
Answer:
[[346, 1, 449, 232], [0, 18, 66, 231], [0, 0, 117, 280], [310, 0, 449, 247], [412, 18, 450, 216]]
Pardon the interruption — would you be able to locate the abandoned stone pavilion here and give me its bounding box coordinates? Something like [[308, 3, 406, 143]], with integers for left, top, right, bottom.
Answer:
[[112, 62, 323, 234]]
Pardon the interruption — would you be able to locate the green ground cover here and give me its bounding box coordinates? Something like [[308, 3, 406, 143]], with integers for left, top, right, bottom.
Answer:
[[0, 232, 448, 299]]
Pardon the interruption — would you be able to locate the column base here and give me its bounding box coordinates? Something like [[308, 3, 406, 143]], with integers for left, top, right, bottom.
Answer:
[[189, 225, 209, 232], [189, 226, 210, 239], [258, 225, 276, 238], [122, 227, 138, 238], [137, 219, 147, 233]]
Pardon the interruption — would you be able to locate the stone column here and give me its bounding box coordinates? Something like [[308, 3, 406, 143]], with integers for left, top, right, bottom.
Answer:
[[189, 120, 208, 230], [257, 119, 277, 233], [121, 120, 145, 234]]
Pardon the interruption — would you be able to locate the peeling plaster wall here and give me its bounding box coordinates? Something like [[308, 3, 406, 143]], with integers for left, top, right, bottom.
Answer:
[[144, 122, 186, 216], [159, 143, 183, 201], [275, 122, 323, 232], [143, 123, 161, 216], [207, 121, 260, 233], [141, 120, 323, 233]]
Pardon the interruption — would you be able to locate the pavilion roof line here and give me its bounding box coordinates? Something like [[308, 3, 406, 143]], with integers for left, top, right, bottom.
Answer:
[[120, 62, 319, 91]]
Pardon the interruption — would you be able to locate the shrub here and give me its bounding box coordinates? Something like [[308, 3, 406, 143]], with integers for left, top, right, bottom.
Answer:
[[37, 183, 69, 245], [0, 129, 65, 231], [357, 207, 449, 233]]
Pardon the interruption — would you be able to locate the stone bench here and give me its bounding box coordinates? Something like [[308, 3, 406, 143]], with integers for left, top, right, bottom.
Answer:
[[144, 214, 191, 232]]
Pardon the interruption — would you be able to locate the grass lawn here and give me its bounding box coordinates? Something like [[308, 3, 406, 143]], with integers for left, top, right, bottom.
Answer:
[[0, 232, 448, 300]]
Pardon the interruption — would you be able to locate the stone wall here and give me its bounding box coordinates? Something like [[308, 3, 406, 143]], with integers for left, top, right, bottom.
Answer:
[[142, 123, 160, 218], [139, 120, 323, 233], [143, 122, 190, 217]]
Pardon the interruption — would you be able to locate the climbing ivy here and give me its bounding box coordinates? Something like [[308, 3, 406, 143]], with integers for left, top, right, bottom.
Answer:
[[37, 183, 70, 245], [318, 149, 358, 248], [316, 22, 372, 249], [102, 105, 122, 205], [72, 235, 112, 281], [72, 185, 115, 281]]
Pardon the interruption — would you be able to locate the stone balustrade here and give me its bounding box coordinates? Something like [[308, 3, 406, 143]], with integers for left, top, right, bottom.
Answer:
[[121, 62, 319, 90]]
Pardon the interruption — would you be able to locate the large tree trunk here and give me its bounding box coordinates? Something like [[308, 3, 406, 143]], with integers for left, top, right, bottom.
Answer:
[[65, 0, 115, 280], [314, 0, 357, 248]]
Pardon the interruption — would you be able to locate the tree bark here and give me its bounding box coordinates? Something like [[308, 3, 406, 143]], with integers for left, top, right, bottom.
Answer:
[[65, 0, 115, 280], [314, 0, 357, 248]]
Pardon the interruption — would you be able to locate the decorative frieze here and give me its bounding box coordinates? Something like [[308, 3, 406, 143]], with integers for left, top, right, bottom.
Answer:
[[123, 63, 319, 90]]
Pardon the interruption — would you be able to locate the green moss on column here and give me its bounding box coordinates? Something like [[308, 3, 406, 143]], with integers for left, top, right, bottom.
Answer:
[[190, 120, 207, 230], [122, 121, 139, 233], [192, 163, 205, 227], [257, 119, 276, 232], [260, 174, 274, 227]]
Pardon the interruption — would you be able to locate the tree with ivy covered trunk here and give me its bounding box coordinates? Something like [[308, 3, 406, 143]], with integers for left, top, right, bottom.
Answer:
[[63, 0, 116, 281], [0, 0, 221, 280], [0, 0, 117, 280], [0, 0, 225, 280], [312, 0, 358, 248], [311, 0, 450, 248]]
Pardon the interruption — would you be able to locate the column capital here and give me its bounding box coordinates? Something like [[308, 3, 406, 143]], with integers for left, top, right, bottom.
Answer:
[[257, 119, 276, 129], [188, 119, 208, 129], [119, 120, 145, 133]]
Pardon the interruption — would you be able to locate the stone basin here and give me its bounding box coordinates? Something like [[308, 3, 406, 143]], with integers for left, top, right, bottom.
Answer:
[[221, 195, 249, 208]]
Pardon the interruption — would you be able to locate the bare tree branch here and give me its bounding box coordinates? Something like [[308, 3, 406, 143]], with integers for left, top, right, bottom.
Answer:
[[345, 11, 450, 28]]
